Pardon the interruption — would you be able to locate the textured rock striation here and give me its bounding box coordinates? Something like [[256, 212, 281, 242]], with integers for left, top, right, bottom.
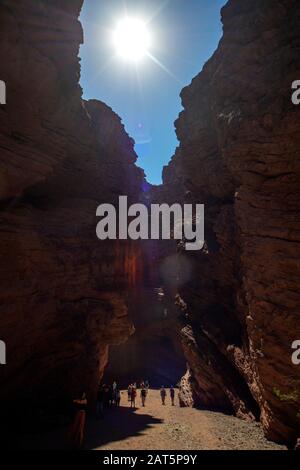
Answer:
[[0, 0, 143, 421], [1, 0, 299, 449], [163, 0, 300, 444]]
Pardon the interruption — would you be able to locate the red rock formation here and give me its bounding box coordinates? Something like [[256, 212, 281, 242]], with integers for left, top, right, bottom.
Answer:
[[0, 0, 143, 419], [1, 0, 299, 449], [105, 237, 186, 387], [164, 0, 300, 445]]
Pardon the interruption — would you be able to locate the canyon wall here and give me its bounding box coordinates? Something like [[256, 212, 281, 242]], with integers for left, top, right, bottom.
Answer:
[[105, 233, 186, 388], [163, 0, 300, 444], [0, 0, 184, 424], [0, 0, 299, 449], [0, 0, 143, 424]]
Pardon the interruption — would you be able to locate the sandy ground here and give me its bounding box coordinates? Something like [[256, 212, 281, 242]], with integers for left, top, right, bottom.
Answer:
[[84, 389, 286, 451]]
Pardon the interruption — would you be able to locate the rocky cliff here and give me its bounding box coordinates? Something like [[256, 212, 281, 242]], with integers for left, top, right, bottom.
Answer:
[[1, 0, 299, 449], [163, 0, 300, 445], [0, 0, 143, 426]]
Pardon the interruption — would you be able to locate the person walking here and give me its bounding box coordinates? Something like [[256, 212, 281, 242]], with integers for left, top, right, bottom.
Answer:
[[170, 386, 175, 406], [127, 384, 132, 402], [69, 391, 87, 449], [160, 386, 167, 405], [130, 386, 137, 408], [140, 386, 147, 407]]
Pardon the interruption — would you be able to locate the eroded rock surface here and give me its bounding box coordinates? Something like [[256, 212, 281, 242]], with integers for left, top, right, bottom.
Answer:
[[0, 0, 143, 417], [0, 0, 299, 449], [163, 0, 300, 445]]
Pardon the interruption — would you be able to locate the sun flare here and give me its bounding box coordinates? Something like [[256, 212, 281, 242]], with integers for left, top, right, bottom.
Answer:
[[113, 18, 151, 62]]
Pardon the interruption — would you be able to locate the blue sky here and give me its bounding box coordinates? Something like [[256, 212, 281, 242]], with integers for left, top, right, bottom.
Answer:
[[80, 0, 226, 184]]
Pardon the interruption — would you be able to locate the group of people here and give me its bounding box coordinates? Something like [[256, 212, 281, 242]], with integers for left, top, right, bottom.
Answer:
[[68, 381, 121, 449], [127, 382, 176, 407], [96, 381, 121, 417], [160, 385, 176, 406], [69, 381, 177, 449], [127, 380, 149, 407]]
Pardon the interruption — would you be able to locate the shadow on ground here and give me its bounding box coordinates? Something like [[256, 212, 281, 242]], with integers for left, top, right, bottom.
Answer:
[[16, 405, 162, 450], [85, 405, 163, 449]]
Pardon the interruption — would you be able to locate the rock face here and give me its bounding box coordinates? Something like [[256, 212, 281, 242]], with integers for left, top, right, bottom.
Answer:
[[105, 235, 186, 388], [0, 0, 184, 426], [1, 0, 299, 449], [0, 0, 143, 420], [163, 0, 300, 444]]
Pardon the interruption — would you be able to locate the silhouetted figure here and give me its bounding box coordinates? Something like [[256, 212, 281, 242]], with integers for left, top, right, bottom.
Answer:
[[108, 385, 114, 408], [96, 385, 105, 418], [69, 392, 87, 449], [127, 384, 132, 402], [160, 386, 166, 405], [115, 389, 121, 407], [103, 385, 110, 409], [130, 386, 137, 408], [140, 387, 147, 407], [170, 386, 175, 406]]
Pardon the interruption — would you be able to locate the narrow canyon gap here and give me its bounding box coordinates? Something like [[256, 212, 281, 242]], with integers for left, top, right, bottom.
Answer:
[[0, 0, 299, 448]]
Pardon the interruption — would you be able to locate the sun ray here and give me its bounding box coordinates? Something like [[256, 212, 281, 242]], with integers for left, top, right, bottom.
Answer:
[[133, 63, 152, 145], [145, 0, 171, 24], [146, 52, 183, 85]]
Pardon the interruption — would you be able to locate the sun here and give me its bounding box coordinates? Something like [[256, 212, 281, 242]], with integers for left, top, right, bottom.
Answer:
[[113, 18, 151, 62]]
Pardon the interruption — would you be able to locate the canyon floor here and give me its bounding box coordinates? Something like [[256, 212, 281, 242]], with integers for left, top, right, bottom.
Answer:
[[85, 389, 286, 451], [20, 389, 287, 450]]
